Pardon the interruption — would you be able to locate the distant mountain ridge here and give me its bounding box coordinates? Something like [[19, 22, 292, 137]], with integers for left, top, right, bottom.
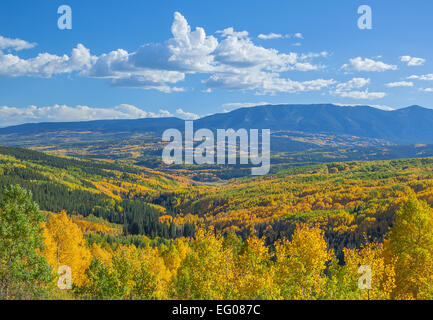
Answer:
[[1, 104, 433, 144]]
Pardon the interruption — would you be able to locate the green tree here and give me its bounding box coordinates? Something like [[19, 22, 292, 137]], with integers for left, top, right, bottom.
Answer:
[[0, 185, 53, 299], [131, 264, 158, 300], [81, 259, 125, 300]]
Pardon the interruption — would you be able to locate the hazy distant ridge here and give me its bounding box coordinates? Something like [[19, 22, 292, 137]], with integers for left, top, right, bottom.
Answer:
[[1, 104, 433, 144]]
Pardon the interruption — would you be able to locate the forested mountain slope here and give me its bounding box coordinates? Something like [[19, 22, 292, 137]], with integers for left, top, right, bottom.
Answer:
[[3, 145, 433, 257], [0, 145, 196, 238]]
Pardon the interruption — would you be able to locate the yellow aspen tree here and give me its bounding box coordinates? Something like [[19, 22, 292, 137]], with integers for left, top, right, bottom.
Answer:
[[174, 227, 235, 300], [139, 245, 172, 299], [384, 196, 433, 299], [344, 243, 396, 300], [111, 244, 142, 297], [160, 239, 191, 279], [234, 235, 279, 299], [90, 242, 113, 266], [274, 224, 333, 299], [41, 211, 91, 287], [108, 244, 170, 299]]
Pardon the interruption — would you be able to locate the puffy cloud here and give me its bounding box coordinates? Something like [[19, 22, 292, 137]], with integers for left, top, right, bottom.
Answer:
[[342, 57, 397, 72], [336, 77, 370, 91], [0, 35, 36, 51], [0, 103, 204, 126], [408, 74, 433, 81], [0, 12, 218, 92], [400, 55, 426, 66], [85, 48, 186, 92], [337, 90, 386, 99], [257, 32, 302, 40], [0, 44, 93, 78], [215, 33, 285, 69], [85, 49, 131, 78], [149, 109, 173, 117], [385, 81, 414, 87], [216, 28, 249, 38], [420, 88, 433, 93], [131, 13, 326, 94], [333, 78, 386, 100], [0, 104, 174, 127], [206, 69, 335, 94], [176, 108, 200, 119], [301, 52, 329, 59], [258, 33, 284, 40], [196, 23, 328, 94], [0, 12, 331, 95], [131, 12, 218, 73], [213, 29, 320, 72], [84, 12, 219, 92]]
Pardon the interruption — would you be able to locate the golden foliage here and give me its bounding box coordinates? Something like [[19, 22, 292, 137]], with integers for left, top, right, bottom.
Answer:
[[274, 224, 333, 299], [41, 211, 91, 287]]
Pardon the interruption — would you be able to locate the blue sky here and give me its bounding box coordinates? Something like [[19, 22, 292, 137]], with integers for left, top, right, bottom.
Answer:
[[1, 0, 433, 126]]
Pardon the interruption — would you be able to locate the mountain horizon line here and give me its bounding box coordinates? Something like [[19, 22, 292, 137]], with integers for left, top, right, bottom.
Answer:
[[2, 103, 433, 146], [0, 103, 429, 129]]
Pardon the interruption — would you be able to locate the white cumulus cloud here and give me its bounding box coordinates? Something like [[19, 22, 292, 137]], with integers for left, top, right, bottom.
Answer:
[[420, 88, 433, 93], [0, 44, 93, 78], [0, 35, 36, 51], [176, 108, 200, 120], [385, 81, 414, 87], [336, 77, 370, 91], [337, 90, 386, 100], [0, 104, 174, 127], [206, 70, 335, 94], [258, 33, 284, 40], [84, 13, 330, 94], [333, 78, 386, 100], [342, 57, 397, 72], [400, 55, 426, 66], [408, 74, 433, 81], [0, 12, 333, 96]]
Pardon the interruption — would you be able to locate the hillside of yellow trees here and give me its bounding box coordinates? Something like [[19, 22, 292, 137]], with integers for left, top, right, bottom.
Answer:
[[2, 146, 433, 299]]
